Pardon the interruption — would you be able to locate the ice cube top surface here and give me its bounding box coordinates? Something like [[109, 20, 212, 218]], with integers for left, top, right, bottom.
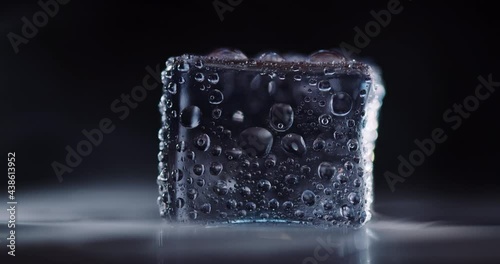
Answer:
[[170, 48, 371, 75]]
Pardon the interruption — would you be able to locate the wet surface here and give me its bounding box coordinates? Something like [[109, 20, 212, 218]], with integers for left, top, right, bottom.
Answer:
[[1, 183, 499, 264]]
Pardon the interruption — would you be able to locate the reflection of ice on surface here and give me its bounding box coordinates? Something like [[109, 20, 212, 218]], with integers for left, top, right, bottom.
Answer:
[[1, 182, 499, 263]]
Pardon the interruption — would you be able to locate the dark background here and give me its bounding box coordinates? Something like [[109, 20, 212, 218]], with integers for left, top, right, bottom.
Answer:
[[2, 0, 500, 213]]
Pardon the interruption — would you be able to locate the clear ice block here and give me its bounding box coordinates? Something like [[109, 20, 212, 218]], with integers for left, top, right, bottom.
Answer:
[[157, 49, 385, 228]]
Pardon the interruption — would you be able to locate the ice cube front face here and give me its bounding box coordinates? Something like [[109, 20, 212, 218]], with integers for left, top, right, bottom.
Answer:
[[158, 50, 384, 228]]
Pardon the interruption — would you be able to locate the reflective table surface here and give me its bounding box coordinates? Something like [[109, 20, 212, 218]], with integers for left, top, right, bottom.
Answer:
[[2, 182, 499, 264]]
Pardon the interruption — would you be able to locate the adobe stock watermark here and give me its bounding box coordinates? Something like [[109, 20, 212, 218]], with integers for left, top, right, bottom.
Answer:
[[51, 64, 163, 182], [302, 229, 369, 264], [302, 235, 341, 264], [385, 74, 500, 192], [339, 0, 411, 59], [7, 0, 71, 54], [212, 0, 244, 21]]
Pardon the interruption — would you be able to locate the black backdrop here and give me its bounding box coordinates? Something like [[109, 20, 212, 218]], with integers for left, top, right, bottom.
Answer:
[[2, 0, 500, 203]]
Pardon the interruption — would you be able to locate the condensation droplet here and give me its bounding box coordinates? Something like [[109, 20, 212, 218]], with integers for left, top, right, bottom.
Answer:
[[212, 108, 222, 119], [347, 139, 359, 152], [313, 138, 325, 151], [331, 92, 353, 116], [301, 190, 316, 206], [344, 161, 354, 171], [333, 131, 344, 140], [257, 179, 271, 192], [348, 192, 360, 205], [308, 50, 345, 63], [207, 73, 220, 85], [209, 162, 223, 176], [232, 110, 244, 122], [176, 198, 185, 208], [192, 164, 205, 176], [213, 180, 229, 195], [167, 82, 177, 94], [265, 155, 277, 168], [347, 119, 355, 128], [238, 127, 273, 157], [187, 188, 198, 200], [211, 145, 222, 156], [269, 199, 279, 209], [341, 205, 354, 220], [323, 200, 334, 210], [257, 52, 285, 62], [318, 80, 331, 92], [337, 173, 348, 184], [200, 203, 212, 214], [194, 134, 211, 151], [208, 48, 248, 60], [269, 103, 294, 132], [194, 59, 204, 69], [194, 72, 204, 82], [285, 174, 299, 185], [225, 148, 243, 160], [281, 133, 307, 157], [180, 106, 202, 129], [318, 114, 332, 126], [171, 169, 183, 182], [318, 162, 336, 179], [208, 89, 224, 104]]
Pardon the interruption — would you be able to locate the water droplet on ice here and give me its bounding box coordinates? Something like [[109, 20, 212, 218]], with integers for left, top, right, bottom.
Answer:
[[194, 72, 204, 82], [331, 92, 353, 116], [301, 190, 316, 206], [348, 192, 360, 205], [212, 108, 222, 119], [238, 127, 273, 157], [180, 106, 202, 129], [257, 52, 285, 62], [269, 103, 294, 132], [208, 48, 248, 60], [192, 164, 205, 176], [308, 50, 345, 63], [200, 203, 212, 214], [232, 110, 244, 122], [318, 162, 336, 179], [194, 134, 211, 151], [213, 180, 229, 195], [318, 80, 331, 92], [207, 73, 220, 85], [209, 162, 223, 176], [347, 139, 359, 152], [208, 89, 224, 104], [318, 114, 332, 126], [257, 179, 271, 192], [281, 133, 307, 157]]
